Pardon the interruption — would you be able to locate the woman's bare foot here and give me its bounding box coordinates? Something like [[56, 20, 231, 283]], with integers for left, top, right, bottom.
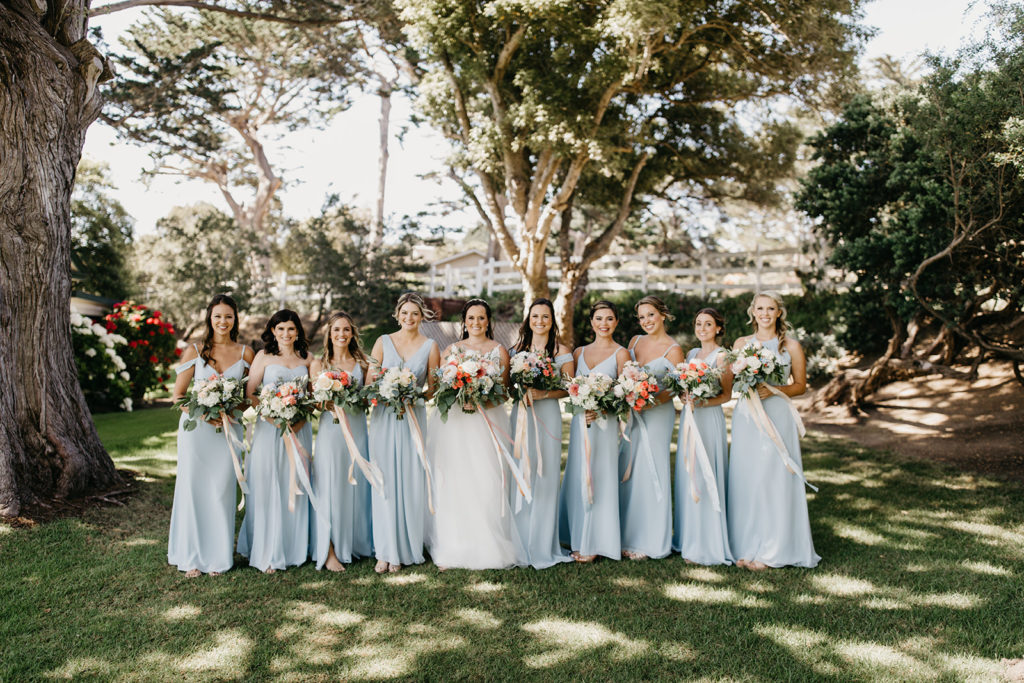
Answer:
[[746, 560, 768, 571], [736, 559, 749, 568], [209, 572, 222, 577], [325, 545, 345, 572], [388, 563, 402, 573], [623, 550, 648, 561], [263, 567, 276, 575], [571, 551, 597, 563], [374, 560, 389, 574], [184, 569, 201, 579]]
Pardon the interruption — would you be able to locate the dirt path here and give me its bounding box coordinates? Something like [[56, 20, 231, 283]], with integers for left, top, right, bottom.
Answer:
[[802, 361, 1024, 482]]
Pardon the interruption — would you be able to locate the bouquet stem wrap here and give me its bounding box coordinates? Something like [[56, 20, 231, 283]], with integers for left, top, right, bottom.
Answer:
[[284, 430, 330, 526], [619, 412, 664, 502], [480, 405, 532, 516], [679, 405, 721, 511], [404, 402, 434, 514], [744, 386, 817, 492], [331, 406, 385, 496]]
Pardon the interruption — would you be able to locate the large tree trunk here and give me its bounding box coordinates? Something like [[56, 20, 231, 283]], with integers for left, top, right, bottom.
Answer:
[[370, 83, 392, 250], [0, 2, 121, 516]]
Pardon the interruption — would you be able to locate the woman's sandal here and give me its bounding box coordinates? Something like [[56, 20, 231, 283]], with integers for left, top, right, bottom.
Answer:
[[571, 551, 597, 564], [374, 560, 389, 574], [184, 569, 201, 579], [388, 563, 402, 573]]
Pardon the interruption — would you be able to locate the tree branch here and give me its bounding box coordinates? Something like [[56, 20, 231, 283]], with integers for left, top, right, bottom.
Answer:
[[90, 0, 348, 27], [579, 152, 650, 269]]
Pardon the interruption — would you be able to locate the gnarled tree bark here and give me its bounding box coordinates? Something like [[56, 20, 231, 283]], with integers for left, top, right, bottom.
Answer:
[[0, 1, 121, 516]]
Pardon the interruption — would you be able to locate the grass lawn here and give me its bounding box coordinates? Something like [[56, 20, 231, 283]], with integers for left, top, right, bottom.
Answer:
[[2, 408, 1023, 681]]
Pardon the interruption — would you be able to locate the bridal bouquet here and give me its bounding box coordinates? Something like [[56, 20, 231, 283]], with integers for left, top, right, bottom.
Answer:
[[509, 350, 563, 401], [254, 379, 316, 435], [564, 372, 616, 419], [311, 370, 366, 420], [174, 373, 246, 432], [663, 359, 722, 403], [610, 361, 660, 418], [729, 341, 787, 394], [433, 347, 507, 422], [363, 366, 422, 419]]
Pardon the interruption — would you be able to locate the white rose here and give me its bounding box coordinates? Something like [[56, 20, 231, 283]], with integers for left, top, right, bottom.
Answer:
[[120, 371, 130, 381], [461, 360, 480, 376], [313, 374, 333, 391], [91, 323, 106, 336], [85, 348, 97, 357], [746, 356, 761, 370], [242, 406, 258, 423], [270, 397, 286, 413], [480, 376, 494, 392]]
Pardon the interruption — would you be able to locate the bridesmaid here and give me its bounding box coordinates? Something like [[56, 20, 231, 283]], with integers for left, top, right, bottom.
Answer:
[[309, 312, 373, 572], [673, 308, 734, 565], [168, 294, 253, 577], [728, 292, 820, 570], [619, 295, 684, 560], [368, 292, 440, 573], [509, 298, 574, 569], [559, 300, 630, 563], [237, 309, 314, 573]]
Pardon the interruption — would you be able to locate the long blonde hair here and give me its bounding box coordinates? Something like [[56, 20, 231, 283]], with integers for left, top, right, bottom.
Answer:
[[747, 291, 791, 344], [321, 311, 369, 371], [392, 292, 437, 322]]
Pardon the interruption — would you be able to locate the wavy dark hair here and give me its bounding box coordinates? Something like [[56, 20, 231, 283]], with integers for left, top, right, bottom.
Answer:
[[261, 309, 308, 358], [512, 298, 558, 356], [321, 311, 369, 370], [460, 298, 494, 340], [200, 294, 239, 363], [694, 307, 726, 343]]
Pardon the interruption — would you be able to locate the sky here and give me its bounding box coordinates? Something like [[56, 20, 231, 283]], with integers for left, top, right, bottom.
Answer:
[[83, 0, 989, 237]]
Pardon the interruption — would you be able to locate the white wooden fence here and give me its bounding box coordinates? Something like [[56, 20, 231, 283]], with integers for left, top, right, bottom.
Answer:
[[426, 245, 831, 298]]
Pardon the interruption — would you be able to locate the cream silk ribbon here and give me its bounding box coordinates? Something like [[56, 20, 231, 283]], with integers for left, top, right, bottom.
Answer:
[[479, 405, 533, 517], [283, 429, 330, 526], [403, 402, 434, 514], [743, 386, 817, 492], [330, 406, 385, 495], [219, 411, 249, 504], [679, 405, 722, 511], [619, 410, 664, 502]]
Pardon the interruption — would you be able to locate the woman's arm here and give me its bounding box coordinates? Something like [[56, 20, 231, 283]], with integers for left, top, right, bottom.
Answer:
[[366, 336, 385, 384], [700, 353, 734, 408], [246, 351, 267, 404], [424, 340, 441, 399]]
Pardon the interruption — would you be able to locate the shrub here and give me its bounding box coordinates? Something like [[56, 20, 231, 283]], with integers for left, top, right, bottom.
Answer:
[[71, 311, 133, 412], [103, 301, 179, 401]]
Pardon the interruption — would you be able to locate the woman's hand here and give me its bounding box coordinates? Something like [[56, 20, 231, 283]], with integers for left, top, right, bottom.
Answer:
[[584, 409, 597, 425], [756, 383, 773, 400], [525, 388, 544, 406], [206, 413, 224, 428], [463, 402, 478, 413]]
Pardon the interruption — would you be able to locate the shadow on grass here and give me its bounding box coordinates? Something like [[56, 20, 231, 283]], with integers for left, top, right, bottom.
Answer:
[[1, 412, 1022, 680]]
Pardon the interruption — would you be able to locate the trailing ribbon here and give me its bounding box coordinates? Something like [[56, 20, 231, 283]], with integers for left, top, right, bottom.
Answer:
[[404, 401, 434, 514], [744, 387, 817, 492], [619, 411, 664, 502], [331, 406, 385, 496], [283, 430, 330, 526], [480, 405, 532, 517], [679, 404, 721, 511], [513, 402, 534, 493], [582, 419, 594, 506], [219, 411, 249, 499]]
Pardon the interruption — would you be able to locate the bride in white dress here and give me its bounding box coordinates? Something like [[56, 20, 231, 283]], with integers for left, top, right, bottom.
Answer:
[[426, 299, 527, 570]]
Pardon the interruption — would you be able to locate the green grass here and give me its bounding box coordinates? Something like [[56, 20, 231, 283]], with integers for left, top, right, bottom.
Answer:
[[2, 408, 1023, 681]]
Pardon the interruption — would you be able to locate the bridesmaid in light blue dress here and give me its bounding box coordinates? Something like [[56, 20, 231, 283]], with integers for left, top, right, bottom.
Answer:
[[509, 298, 574, 569], [728, 292, 820, 570], [168, 294, 253, 577], [309, 311, 373, 571], [673, 308, 734, 565], [237, 309, 315, 573], [619, 296, 685, 560], [559, 300, 630, 563], [368, 292, 440, 573]]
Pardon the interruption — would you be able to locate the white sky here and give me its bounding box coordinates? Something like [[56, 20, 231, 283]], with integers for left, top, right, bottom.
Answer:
[[83, 0, 988, 237]]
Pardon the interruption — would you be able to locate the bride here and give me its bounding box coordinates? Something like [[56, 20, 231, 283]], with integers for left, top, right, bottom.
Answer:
[[425, 298, 527, 570]]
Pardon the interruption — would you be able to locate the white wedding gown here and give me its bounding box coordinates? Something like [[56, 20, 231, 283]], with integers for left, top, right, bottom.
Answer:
[[425, 404, 527, 569]]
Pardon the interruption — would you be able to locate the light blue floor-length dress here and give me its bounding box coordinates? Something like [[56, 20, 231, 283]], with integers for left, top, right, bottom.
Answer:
[[509, 351, 574, 569], [237, 364, 313, 572], [310, 363, 373, 568], [727, 337, 820, 568], [558, 349, 622, 560], [673, 347, 734, 565], [167, 346, 248, 574], [369, 336, 436, 567], [618, 340, 677, 559]]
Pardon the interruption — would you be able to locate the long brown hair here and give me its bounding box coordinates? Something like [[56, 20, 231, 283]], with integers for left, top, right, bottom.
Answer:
[[512, 298, 558, 356], [321, 311, 369, 370], [200, 294, 239, 363], [460, 298, 494, 340], [694, 307, 726, 344]]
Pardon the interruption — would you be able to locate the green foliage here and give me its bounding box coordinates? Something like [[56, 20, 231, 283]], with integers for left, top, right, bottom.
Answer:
[[102, 301, 179, 402], [279, 197, 426, 336], [70, 159, 134, 299], [133, 203, 264, 332], [69, 311, 132, 413]]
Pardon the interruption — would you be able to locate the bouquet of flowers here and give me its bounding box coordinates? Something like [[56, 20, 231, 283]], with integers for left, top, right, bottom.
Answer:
[[663, 359, 723, 403], [311, 370, 366, 421], [433, 347, 507, 422], [363, 366, 423, 419], [564, 372, 616, 419], [254, 379, 316, 434], [728, 341, 787, 394], [174, 373, 246, 432], [610, 361, 660, 418], [509, 350, 563, 401]]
